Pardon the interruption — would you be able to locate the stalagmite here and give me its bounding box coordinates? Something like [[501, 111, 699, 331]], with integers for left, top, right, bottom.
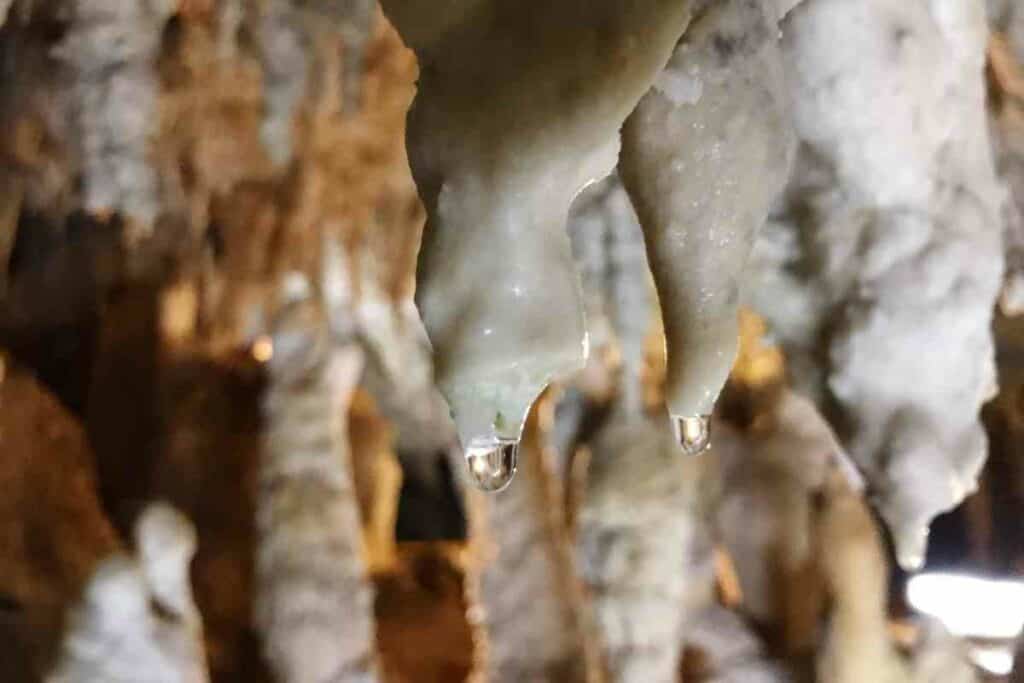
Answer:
[[567, 176, 706, 682], [577, 421, 701, 682], [379, 0, 694, 487], [53, 0, 173, 235], [462, 411, 594, 683], [684, 605, 792, 683], [816, 474, 979, 683], [619, 0, 794, 451], [716, 391, 843, 648], [816, 472, 904, 683], [48, 503, 209, 683], [748, 0, 1004, 568], [254, 280, 379, 683]]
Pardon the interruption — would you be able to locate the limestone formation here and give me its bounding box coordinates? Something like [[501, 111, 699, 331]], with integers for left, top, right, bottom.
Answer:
[[620, 0, 794, 440], [748, 0, 1004, 568], [380, 0, 693, 472]]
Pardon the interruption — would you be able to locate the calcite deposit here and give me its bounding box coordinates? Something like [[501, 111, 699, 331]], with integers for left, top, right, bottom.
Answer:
[[53, 0, 174, 234], [255, 281, 379, 683], [47, 504, 208, 683], [620, 0, 794, 447], [748, 0, 1004, 568], [380, 0, 693, 485]]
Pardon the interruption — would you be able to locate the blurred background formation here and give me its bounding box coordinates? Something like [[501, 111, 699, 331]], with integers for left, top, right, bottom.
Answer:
[[1, 0, 1024, 682]]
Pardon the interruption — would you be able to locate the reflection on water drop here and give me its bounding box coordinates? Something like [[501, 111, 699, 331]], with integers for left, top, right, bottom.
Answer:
[[672, 414, 711, 456], [464, 438, 519, 492]]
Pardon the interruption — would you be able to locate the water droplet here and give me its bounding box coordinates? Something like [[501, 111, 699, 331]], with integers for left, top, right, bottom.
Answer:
[[672, 414, 711, 456], [464, 438, 519, 492]]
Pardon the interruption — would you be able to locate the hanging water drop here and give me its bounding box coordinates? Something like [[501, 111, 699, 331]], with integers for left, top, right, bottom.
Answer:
[[464, 438, 519, 492], [672, 414, 711, 456]]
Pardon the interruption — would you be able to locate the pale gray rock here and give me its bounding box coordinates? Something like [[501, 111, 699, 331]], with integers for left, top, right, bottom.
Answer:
[[255, 285, 379, 683], [576, 415, 704, 683], [620, 0, 795, 422], [906, 618, 978, 683], [568, 177, 710, 683], [748, 0, 1004, 568], [258, 0, 314, 167], [716, 391, 847, 626], [258, 0, 375, 165], [53, 0, 174, 233], [470, 449, 591, 682], [686, 606, 794, 683], [47, 504, 209, 683], [567, 175, 653, 414], [989, 0, 1024, 314], [380, 0, 693, 454]]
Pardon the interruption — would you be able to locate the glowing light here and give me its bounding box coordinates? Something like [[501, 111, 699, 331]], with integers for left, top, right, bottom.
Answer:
[[969, 645, 1014, 676], [252, 336, 274, 363], [906, 572, 1024, 639]]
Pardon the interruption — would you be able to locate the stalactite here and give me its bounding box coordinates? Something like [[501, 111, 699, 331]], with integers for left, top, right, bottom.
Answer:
[[619, 0, 794, 451], [258, 0, 316, 167], [748, 0, 1004, 568], [47, 503, 209, 683], [254, 282, 379, 683], [257, 0, 376, 167], [380, 0, 694, 487], [53, 0, 173, 236]]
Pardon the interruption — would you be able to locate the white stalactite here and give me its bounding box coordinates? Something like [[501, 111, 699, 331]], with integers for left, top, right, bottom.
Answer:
[[54, 0, 174, 233], [577, 419, 701, 683], [258, 0, 375, 165], [748, 0, 1004, 568]]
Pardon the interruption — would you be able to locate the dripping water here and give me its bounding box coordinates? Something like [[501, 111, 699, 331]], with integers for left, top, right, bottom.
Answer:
[[672, 414, 711, 456], [464, 438, 519, 492]]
